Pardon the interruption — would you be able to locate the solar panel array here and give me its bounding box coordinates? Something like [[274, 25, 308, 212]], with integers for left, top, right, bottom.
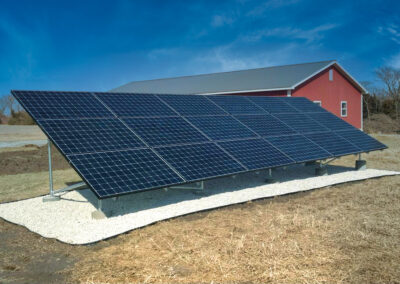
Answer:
[[12, 91, 387, 198]]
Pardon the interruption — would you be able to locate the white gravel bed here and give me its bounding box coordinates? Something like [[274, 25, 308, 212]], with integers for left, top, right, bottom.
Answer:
[[0, 165, 398, 245]]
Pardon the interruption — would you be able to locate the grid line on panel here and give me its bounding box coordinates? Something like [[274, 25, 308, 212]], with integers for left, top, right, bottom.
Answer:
[[247, 96, 299, 113], [186, 115, 257, 141], [123, 116, 209, 147], [158, 94, 227, 116], [274, 113, 329, 133], [235, 114, 296, 137], [281, 97, 327, 113], [155, 142, 246, 182], [207, 95, 266, 115], [306, 112, 356, 131], [95, 92, 177, 117], [12, 90, 114, 119], [305, 131, 361, 156], [38, 118, 145, 155], [265, 134, 332, 163], [218, 138, 295, 170], [92, 93, 186, 181], [335, 129, 387, 152], [68, 149, 184, 198]]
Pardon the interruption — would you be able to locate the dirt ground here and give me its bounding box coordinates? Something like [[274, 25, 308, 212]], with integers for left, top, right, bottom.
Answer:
[[0, 134, 399, 283]]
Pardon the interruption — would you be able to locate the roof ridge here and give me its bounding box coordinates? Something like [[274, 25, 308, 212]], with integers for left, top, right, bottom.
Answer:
[[120, 60, 336, 85]]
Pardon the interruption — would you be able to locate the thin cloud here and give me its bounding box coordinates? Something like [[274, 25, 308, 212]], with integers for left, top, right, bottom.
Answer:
[[242, 24, 338, 44], [246, 0, 301, 17]]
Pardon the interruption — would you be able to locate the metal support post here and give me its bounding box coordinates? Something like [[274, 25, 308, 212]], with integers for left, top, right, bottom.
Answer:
[[43, 140, 60, 202], [265, 168, 278, 183], [355, 153, 366, 170]]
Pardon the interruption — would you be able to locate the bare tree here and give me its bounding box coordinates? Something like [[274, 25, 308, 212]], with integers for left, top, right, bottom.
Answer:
[[376, 67, 400, 119], [0, 96, 8, 116], [361, 81, 372, 121]]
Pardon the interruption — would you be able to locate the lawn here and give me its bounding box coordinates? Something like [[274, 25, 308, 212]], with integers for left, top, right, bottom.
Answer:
[[0, 134, 399, 283]]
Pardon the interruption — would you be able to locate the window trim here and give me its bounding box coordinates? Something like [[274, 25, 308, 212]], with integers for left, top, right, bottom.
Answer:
[[341, 101, 348, 117], [329, 69, 333, 81], [313, 100, 322, 107]]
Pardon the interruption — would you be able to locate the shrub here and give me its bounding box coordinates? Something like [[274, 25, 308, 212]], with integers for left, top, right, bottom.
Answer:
[[8, 111, 35, 125]]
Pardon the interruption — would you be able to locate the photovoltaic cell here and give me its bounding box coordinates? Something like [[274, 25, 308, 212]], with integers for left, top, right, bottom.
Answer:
[[156, 143, 245, 181], [158, 94, 226, 116], [305, 131, 361, 156], [218, 138, 294, 170], [274, 113, 328, 133], [123, 116, 209, 146], [335, 129, 387, 152], [96, 93, 176, 117], [235, 114, 296, 137], [265, 134, 332, 162], [281, 97, 327, 113], [39, 118, 145, 155], [68, 149, 184, 198], [307, 112, 356, 131], [248, 96, 298, 113], [208, 95, 265, 114], [187, 115, 257, 140], [12, 91, 113, 119]]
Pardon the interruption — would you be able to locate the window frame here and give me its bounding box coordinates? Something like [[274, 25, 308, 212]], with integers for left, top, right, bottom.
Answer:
[[341, 101, 348, 117], [329, 69, 333, 81], [313, 100, 322, 107]]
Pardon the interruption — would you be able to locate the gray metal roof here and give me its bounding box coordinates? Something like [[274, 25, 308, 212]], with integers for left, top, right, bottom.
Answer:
[[111, 60, 366, 94]]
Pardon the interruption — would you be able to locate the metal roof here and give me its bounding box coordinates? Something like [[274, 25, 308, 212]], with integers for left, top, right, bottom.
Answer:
[[112, 60, 367, 95]]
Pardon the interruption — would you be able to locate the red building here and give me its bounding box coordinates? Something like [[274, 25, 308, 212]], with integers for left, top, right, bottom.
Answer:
[[113, 60, 367, 129]]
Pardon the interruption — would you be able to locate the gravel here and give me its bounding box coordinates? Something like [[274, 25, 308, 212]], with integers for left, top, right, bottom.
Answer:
[[0, 165, 398, 245]]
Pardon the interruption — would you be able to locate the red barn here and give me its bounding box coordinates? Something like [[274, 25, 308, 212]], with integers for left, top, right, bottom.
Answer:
[[113, 60, 367, 129]]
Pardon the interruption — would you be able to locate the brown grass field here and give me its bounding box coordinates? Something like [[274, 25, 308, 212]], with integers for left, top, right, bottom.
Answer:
[[0, 134, 399, 283]]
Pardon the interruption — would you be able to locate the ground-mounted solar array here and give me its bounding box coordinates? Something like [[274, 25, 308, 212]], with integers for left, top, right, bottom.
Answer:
[[12, 90, 387, 198]]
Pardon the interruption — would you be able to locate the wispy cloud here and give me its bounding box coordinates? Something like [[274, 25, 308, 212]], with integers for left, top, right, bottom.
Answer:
[[246, 0, 301, 16], [377, 23, 400, 45], [242, 24, 338, 44], [211, 14, 236, 27]]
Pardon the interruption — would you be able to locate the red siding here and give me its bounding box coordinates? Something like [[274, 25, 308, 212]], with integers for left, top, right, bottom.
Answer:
[[292, 67, 362, 128]]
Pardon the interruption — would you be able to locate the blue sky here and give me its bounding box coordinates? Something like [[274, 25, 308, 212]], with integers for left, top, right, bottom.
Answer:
[[0, 0, 399, 96]]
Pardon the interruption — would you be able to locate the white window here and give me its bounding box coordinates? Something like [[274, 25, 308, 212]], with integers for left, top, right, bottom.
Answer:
[[329, 69, 333, 81], [313, 100, 322, 107], [341, 101, 347, 117]]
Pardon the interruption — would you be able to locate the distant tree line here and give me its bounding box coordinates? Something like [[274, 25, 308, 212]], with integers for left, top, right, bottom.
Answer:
[[0, 95, 35, 125], [362, 67, 400, 121]]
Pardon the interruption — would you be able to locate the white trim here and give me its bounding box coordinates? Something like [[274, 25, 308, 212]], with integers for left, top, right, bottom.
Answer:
[[313, 100, 322, 106], [289, 61, 368, 94], [329, 69, 333, 81], [361, 94, 363, 131], [287, 90, 292, 97], [200, 87, 290, 96], [341, 101, 348, 117]]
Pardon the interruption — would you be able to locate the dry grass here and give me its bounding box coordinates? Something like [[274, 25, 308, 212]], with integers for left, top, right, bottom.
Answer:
[[69, 134, 400, 284], [0, 169, 81, 203]]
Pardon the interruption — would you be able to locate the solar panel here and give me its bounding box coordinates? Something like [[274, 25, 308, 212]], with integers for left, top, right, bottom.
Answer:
[[39, 118, 145, 155], [123, 116, 209, 146], [274, 113, 328, 133], [186, 115, 257, 140], [208, 95, 265, 114], [307, 112, 355, 131], [156, 143, 245, 181], [235, 114, 296, 137], [305, 131, 361, 156], [12, 90, 387, 199], [218, 138, 294, 170], [68, 149, 184, 198], [12, 91, 113, 119], [248, 96, 298, 113], [281, 97, 327, 113], [266, 134, 332, 162], [335, 130, 387, 152], [96, 93, 176, 117], [158, 94, 226, 116]]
